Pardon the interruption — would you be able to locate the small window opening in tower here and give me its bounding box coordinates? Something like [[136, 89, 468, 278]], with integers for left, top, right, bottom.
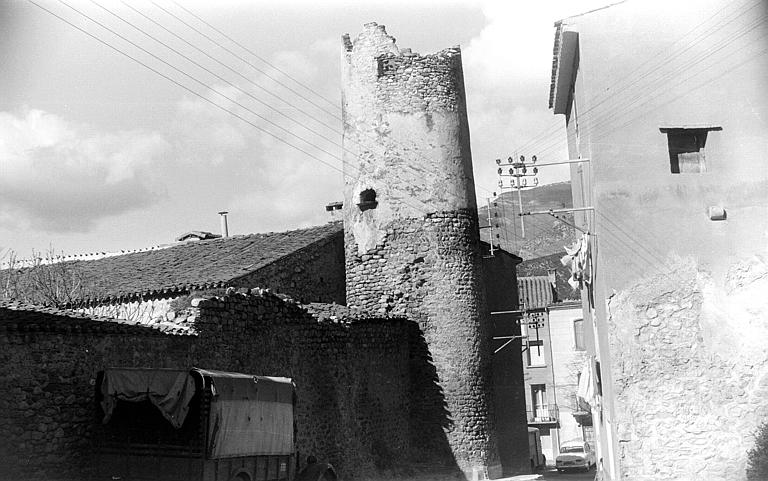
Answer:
[[660, 125, 721, 173], [358, 189, 378, 211]]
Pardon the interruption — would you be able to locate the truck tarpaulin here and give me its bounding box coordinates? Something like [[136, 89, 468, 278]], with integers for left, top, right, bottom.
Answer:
[[101, 368, 197, 429], [197, 369, 294, 458]]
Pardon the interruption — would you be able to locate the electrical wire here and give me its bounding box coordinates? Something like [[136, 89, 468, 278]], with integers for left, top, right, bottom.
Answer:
[[27, 0, 345, 176], [89, 0, 345, 155], [55, 0, 345, 164], [161, 1, 341, 120], [29, 0, 474, 227], [156, 0, 474, 209], [509, 0, 762, 157]]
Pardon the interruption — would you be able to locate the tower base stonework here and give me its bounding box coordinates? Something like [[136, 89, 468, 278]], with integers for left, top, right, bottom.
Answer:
[[341, 23, 502, 479]]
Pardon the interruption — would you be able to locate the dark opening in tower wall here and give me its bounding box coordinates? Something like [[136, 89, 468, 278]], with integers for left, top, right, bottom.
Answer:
[[358, 189, 378, 211]]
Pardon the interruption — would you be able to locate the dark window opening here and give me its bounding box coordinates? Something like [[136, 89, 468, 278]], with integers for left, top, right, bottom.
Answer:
[[573, 318, 585, 351], [660, 126, 721, 173], [358, 189, 378, 211], [527, 339, 546, 367]]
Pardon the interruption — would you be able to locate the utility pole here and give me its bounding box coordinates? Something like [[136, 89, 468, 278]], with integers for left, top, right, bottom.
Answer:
[[482, 197, 495, 257], [496, 154, 539, 238]]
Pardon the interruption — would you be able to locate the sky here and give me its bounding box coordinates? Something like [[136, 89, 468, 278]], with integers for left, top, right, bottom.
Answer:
[[1, 0, 612, 259]]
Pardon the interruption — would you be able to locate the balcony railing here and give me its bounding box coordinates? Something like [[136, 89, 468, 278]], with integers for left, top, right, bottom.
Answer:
[[527, 404, 559, 424]]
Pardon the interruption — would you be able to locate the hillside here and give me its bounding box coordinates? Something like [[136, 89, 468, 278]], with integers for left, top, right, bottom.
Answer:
[[478, 181, 579, 261]]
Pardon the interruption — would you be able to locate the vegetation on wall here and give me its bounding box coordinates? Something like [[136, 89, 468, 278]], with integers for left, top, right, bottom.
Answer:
[[747, 421, 768, 481], [0, 248, 95, 307]]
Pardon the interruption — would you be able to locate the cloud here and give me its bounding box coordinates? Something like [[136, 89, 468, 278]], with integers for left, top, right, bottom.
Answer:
[[462, 1, 606, 195], [0, 109, 170, 232]]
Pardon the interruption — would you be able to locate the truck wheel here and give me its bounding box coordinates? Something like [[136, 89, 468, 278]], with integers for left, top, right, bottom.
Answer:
[[320, 469, 336, 481]]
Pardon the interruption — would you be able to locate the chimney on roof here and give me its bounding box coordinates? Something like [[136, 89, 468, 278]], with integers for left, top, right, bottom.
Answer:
[[325, 201, 343, 220], [218, 211, 229, 238]]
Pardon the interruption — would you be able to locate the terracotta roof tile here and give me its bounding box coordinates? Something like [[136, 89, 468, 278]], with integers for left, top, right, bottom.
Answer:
[[518, 276, 555, 309], [11, 222, 342, 303]]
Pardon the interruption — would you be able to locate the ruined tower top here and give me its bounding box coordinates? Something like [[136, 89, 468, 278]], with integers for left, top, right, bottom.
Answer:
[[341, 23, 477, 253]]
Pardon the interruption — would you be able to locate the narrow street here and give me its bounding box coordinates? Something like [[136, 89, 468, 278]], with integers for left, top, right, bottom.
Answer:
[[537, 467, 596, 480], [506, 467, 596, 481]]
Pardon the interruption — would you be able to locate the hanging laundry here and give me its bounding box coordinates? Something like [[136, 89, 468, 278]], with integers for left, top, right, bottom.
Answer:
[[577, 356, 600, 411], [561, 233, 593, 291]]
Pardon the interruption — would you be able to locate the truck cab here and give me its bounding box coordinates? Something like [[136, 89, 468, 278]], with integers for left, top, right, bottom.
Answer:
[[94, 367, 334, 481]]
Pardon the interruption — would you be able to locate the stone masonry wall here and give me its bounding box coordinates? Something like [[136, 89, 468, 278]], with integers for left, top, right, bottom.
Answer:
[[191, 291, 416, 478], [230, 228, 345, 305], [0, 291, 429, 481], [608, 256, 768, 481], [341, 23, 500, 478], [0, 311, 195, 480], [483, 252, 530, 475], [82, 295, 176, 325], [344, 212, 498, 475]]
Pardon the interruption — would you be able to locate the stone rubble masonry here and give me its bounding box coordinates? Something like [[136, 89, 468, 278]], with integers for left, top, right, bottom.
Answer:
[[341, 23, 501, 478], [230, 228, 345, 305], [607, 256, 768, 481], [0, 290, 433, 481]]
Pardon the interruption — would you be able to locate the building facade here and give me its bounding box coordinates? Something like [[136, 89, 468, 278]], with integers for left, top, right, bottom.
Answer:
[[549, 1, 768, 479], [518, 276, 590, 465]]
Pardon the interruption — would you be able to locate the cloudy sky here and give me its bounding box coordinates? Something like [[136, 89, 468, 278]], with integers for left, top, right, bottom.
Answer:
[[1, 0, 611, 258]]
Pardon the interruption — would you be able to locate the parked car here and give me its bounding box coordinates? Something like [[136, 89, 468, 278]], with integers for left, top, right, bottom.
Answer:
[[555, 441, 596, 472]]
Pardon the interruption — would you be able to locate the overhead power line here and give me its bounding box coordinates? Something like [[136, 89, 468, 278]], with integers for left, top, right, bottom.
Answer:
[[55, 0, 346, 163], [117, 0, 341, 135], [163, 1, 342, 120], [26, 0, 345, 176], [29, 0, 465, 220], [85, 0, 345, 156], [507, 0, 763, 157]]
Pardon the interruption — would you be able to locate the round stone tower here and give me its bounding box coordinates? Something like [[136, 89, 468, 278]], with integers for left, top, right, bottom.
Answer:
[[341, 23, 501, 479]]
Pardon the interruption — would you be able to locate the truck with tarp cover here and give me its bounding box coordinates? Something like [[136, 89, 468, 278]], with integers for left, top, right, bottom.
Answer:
[[94, 367, 335, 481]]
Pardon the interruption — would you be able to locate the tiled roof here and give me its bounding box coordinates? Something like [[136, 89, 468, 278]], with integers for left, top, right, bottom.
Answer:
[[518, 252, 579, 302], [518, 276, 554, 309], [0, 300, 195, 336], [548, 2, 625, 110], [548, 21, 564, 110], [22, 222, 343, 303]]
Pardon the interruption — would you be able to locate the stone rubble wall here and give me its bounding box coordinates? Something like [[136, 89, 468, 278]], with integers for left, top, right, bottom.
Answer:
[[81, 295, 176, 325], [608, 256, 768, 481], [341, 22, 502, 478], [230, 228, 346, 305], [344, 211, 500, 474], [0, 317, 194, 480], [0, 290, 431, 480]]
